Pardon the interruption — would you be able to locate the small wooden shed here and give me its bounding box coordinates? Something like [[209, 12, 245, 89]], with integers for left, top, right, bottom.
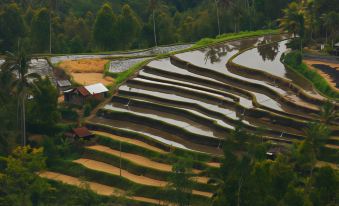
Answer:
[[72, 127, 94, 140], [64, 83, 109, 106]]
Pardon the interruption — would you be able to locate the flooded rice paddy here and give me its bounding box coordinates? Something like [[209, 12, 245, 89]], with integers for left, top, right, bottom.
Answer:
[[88, 35, 338, 155]]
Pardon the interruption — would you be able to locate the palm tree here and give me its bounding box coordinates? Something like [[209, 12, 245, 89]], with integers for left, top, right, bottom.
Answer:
[[304, 122, 331, 157], [279, 2, 305, 37], [320, 101, 338, 124], [279, 2, 305, 52], [149, 0, 158, 47], [2, 49, 41, 146]]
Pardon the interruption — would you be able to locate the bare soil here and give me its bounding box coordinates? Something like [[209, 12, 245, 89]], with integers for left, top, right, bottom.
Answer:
[[71, 73, 114, 86], [74, 158, 168, 187], [59, 58, 109, 73], [58, 58, 114, 86], [205, 162, 221, 168], [39, 171, 162, 204], [87, 145, 173, 172]]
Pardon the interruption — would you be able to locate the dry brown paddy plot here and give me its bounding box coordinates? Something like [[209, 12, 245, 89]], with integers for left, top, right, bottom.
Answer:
[[59, 58, 114, 86]]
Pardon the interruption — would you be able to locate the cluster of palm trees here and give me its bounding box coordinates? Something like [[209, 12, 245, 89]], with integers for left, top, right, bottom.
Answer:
[[279, 1, 339, 47]]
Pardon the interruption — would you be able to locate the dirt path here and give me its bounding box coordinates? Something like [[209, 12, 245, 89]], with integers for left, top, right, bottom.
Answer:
[[40, 171, 162, 204], [74, 158, 167, 187], [92, 131, 167, 154]]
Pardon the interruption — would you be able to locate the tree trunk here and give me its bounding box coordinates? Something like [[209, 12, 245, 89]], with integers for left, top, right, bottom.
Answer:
[[215, 0, 221, 36], [50, 12, 52, 54], [152, 10, 157, 47], [237, 176, 243, 206], [22, 92, 26, 146]]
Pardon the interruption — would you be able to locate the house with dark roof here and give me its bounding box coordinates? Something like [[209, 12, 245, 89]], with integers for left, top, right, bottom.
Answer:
[[65, 127, 94, 140], [64, 83, 109, 105]]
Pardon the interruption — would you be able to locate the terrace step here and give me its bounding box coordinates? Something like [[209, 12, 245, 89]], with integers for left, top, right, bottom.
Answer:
[[86, 145, 187, 173], [74, 158, 167, 187], [73, 158, 213, 198], [89, 117, 224, 155], [170, 55, 321, 117], [39, 171, 162, 205], [117, 87, 306, 140], [138, 71, 242, 104], [145, 59, 318, 123], [98, 107, 223, 145], [112, 95, 305, 142], [92, 130, 168, 154], [105, 101, 222, 138]]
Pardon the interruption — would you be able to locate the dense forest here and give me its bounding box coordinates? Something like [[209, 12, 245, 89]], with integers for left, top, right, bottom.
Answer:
[[1, 0, 337, 54], [0, 0, 339, 53]]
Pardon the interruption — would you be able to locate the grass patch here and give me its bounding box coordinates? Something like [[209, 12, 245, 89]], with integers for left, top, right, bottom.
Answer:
[[282, 51, 339, 100], [192, 29, 279, 48]]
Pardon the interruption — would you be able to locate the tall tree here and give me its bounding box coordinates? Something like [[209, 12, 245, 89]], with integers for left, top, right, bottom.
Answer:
[[28, 78, 60, 135], [2, 50, 40, 146], [0, 3, 25, 52], [168, 160, 193, 206], [279, 2, 305, 37], [117, 4, 141, 49], [149, 0, 158, 47], [31, 8, 50, 52], [93, 3, 117, 50]]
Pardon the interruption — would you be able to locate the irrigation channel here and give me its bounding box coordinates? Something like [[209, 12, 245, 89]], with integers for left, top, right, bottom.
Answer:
[[89, 34, 339, 155]]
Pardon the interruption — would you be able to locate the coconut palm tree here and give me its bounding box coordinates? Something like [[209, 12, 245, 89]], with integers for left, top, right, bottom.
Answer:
[[149, 0, 158, 47], [279, 2, 305, 52], [2, 49, 41, 146], [320, 101, 338, 124], [279, 2, 305, 37], [304, 122, 331, 157]]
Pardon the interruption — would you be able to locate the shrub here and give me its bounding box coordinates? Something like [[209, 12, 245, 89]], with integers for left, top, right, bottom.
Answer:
[[83, 104, 91, 117], [284, 51, 302, 67], [59, 106, 79, 121]]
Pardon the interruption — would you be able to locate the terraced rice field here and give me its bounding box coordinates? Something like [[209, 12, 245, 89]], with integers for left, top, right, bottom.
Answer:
[[45, 34, 338, 205], [90, 34, 338, 153]]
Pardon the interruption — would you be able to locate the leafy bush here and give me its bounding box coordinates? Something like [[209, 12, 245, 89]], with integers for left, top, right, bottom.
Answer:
[[83, 104, 91, 117], [59, 106, 79, 121], [284, 51, 302, 66], [286, 38, 302, 50]]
